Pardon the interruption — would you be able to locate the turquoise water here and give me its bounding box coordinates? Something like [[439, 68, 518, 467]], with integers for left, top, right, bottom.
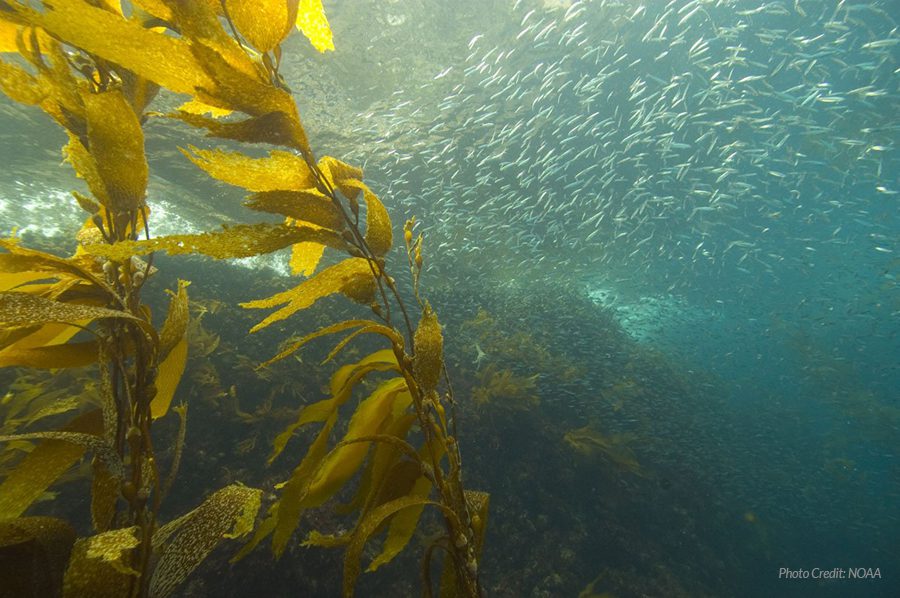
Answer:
[[0, 1, 897, 596]]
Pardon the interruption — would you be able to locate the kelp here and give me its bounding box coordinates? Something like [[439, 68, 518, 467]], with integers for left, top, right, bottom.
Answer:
[[471, 363, 540, 409], [0, 1, 484, 596]]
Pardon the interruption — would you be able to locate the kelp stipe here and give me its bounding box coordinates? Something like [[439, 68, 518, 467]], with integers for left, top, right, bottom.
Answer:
[[0, 1, 486, 596]]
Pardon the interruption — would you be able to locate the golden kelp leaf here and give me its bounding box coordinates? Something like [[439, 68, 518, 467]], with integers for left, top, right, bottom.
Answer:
[[296, 0, 334, 53], [0, 322, 89, 351], [72, 191, 101, 216], [0, 340, 99, 369], [177, 99, 232, 118], [268, 348, 399, 464], [23, 395, 82, 428], [0, 430, 122, 482], [169, 110, 302, 147], [330, 348, 399, 397], [63, 132, 112, 209], [245, 190, 344, 230], [150, 484, 262, 598], [242, 258, 374, 333], [0, 516, 76, 598], [0, 239, 113, 299], [159, 280, 190, 359], [13, 0, 211, 97], [271, 411, 337, 556], [0, 15, 20, 54], [63, 527, 140, 598], [302, 378, 410, 508], [224, 0, 298, 53], [185, 40, 306, 143], [367, 473, 432, 572], [413, 303, 443, 394], [0, 271, 49, 293], [182, 146, 315, 191], [86, 222, 344, 261], [260, 318, 375, 368], [92, 0, 124, 16], [0, 291, 139, 329], [340, 413, 417, 516], [343, 497, 443, 597], [83, 527, 140, 574], [290, 241, 326, 277], [0, 409, 102, 519], [150, 335, 187, 419], [130, 0, 174, 23], [321, 323, 403, 364], [91, 460, 118, 532], [82, 88, 147, 213], [341, 179, 392, 257], [0, 58, 45, 105], [119, 68, 160, 116], [318, 156, 363, 199]]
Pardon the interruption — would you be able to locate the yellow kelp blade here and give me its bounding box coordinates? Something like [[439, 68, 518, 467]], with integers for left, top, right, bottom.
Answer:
[[82, 88, 148, 214], [302, 378, 411, 508], [158, 280, 190, 360], [341, 178, 393, 257], [63, 527, 141, 596], [0, 409, 102, 519], [86, 222, 345, 261], [318, 156, 363, 198], [91, 459, 119, 532], [296, 0, 334, 52], [0, 340, 99, 368], [169, 110, 303, 148], [0, 238, 111, 295], [150, 484, 262, 598], [150, 280, 189, 419], [329, 348, 399, 397], [270, 410, 337, 557], [268, 348, 400, 463], [260, 318, 377, 368], [182, 146, 316, 192], [337, 413, 418, 516], [245, 190, 344, 229], [224, 0, 299, 53], [343, 497, 444, 598], [367, 471, 433, 572], [269, 375, 408, 558], [242, 258, 375, 333], [63, 133, 114, 212], [10, 0, 212, 98], [321, 323, 403, 365], [0, 57, 45, 105], [150, 335, 187, 419], [0, 292, 147, 334], [177, 99, 232, 118], [0, 14, 19, 53], [290, 240, 326, 277]]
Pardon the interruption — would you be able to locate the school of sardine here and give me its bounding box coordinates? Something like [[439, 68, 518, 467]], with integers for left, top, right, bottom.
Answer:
[[330, 0, 897, 327]]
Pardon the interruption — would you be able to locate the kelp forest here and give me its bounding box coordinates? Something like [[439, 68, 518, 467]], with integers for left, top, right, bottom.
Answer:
[[0, 2, 759, 598]]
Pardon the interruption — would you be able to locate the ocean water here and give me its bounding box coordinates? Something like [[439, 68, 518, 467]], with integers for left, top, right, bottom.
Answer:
[[0, 1, 897, 597]]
